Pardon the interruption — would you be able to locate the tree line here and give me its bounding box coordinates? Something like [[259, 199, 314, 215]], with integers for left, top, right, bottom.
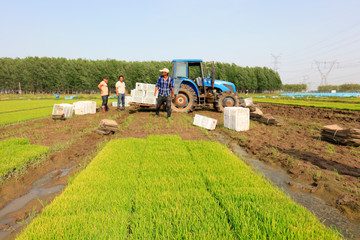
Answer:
[[317, 84, 360, 93], [281, 84, 307, 92], [0, 57, 282, 94]]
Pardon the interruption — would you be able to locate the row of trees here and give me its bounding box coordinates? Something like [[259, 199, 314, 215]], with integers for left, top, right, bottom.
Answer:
[[0, 57, 282, 93], [281, 84, 307, 92], [317, 84, 360, 92]]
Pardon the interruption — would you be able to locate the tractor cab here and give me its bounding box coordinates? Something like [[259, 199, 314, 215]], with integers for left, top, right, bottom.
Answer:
[[172, 59, 204, 87]]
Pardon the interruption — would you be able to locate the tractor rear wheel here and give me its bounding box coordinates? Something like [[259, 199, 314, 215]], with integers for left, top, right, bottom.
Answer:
[[171, 85, 196, 113], [214, 91, 240, 112]]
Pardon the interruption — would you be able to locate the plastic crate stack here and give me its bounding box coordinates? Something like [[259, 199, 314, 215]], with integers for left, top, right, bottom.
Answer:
[[130, 83, 158, 105], [224, 107, 250, 131], [73, 101, 96, 115], [52, 103, 74, 119]]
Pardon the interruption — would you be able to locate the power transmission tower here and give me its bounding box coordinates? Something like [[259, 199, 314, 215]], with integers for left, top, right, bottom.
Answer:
[[271, 54, 281, 72], [302, 75, 309, 91], [314, 60, 338, 86]]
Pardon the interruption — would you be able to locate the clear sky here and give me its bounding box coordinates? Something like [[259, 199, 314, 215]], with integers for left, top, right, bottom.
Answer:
[[1, 0, 359, 90]]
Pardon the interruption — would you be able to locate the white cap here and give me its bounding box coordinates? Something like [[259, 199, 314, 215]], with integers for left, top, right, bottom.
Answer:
[[159, 68, 169, 73]]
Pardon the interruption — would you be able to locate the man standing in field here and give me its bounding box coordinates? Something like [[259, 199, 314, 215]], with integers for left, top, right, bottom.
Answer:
[[154, 68, 175, 119], [98, 77, 109, 113], [115, 75, 127, 111]]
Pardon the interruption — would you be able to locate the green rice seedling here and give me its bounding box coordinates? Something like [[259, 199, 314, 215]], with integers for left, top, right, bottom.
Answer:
[[0, 138, 49, 180], [0, 107, 54, 126], [325, 144, 337, 157], [0, 99, 103, 126], [130, 135, 234, 239], [18, 136, 341, 239], [184, 140, 342, 239], [18, 138, 146, 239], [0, 100, 58, 113], [349, 146, 360, 157], [253, 98, 360, 111], [333, 169, 343, 181]]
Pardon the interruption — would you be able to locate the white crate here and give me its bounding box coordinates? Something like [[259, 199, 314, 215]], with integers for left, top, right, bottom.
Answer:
[[52, 104, 73, 118], [142, 96, 157, 105], [125, 96, 132, 107], [112, 96, 132, 107], [73, 102, 85, 115], [145, 84, 156, 92], [84, 101, 96, 114], [244, 97, 253, 107], [224, 107, 249, 131], [136, 82, 145, 90], [61, 104, 74, 118], [73, 101, 96, 115], [132, 96, 143, 103], [145, 91, 157, 98], [132, 89, 145, 97], [193, 114, 217, 130]]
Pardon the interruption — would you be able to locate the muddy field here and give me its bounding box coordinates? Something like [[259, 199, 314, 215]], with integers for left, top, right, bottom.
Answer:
[[0, 103, 359, 239], [199, 103, 360, 222]]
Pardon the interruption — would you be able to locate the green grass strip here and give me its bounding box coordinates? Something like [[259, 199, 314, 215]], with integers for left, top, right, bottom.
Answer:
[[0, 100, 63, 113], [0, 138, 49, 179], [0, 99, 103, 126], [0, 107, 54, 126], [253, 98, 360, 111], [18, 136, 341, 239]]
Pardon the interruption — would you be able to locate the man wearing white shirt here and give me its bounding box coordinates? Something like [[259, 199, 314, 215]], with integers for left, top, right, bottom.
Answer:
[[115, 75, 127, 111]]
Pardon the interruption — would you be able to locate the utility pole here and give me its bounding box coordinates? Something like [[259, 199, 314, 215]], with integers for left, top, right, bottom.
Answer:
[[271, 54, 281, 72], [314, 60, 338, 86]]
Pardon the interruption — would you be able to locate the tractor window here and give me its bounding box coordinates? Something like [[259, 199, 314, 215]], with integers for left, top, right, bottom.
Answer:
[[188, 64, 202, 80], [174, 62, 187, 78]]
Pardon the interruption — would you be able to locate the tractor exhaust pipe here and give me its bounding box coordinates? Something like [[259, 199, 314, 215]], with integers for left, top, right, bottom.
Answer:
[[211, 61, 215, 90]]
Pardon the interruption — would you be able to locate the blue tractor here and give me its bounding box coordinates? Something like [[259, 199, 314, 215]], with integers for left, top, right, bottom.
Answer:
[[171, 59, 240, 113]]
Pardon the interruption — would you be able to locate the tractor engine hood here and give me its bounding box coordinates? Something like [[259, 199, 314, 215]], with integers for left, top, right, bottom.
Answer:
[[204, 78, 236, 93]]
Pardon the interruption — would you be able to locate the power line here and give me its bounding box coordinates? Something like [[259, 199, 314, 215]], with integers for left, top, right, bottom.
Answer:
[[285, 23, 360, 58]]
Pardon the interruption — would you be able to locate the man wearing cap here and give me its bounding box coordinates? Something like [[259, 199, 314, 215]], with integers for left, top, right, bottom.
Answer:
[[98, 77, 109, 113], [154, 68, 174, 118]]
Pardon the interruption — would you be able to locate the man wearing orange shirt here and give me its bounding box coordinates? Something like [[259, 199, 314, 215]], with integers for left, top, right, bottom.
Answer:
[[98, 77, 109, 113]]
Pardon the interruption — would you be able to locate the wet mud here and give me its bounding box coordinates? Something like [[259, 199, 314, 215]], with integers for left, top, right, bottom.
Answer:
[[215, 132, 360, 239]]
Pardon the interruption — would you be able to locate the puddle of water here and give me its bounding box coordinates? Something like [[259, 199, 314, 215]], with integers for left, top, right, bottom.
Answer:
[[215, 132, 360, 239], [0, 165, 76, 239]]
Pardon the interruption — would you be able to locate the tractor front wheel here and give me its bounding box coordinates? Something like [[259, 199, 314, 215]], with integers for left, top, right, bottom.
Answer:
[[171, 85, 196, 113], [214, 91, 240, 112]]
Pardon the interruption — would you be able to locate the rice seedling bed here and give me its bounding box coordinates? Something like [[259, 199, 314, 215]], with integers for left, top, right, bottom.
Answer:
[[0, 99, 102, 126], [18, 136, 341, 239], [0, 138, 49, 180], [253, 98, 360, 111]]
